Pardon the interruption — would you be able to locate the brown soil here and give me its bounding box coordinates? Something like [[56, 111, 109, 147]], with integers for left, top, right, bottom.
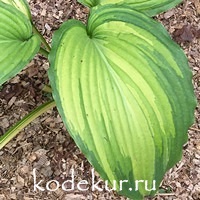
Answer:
[[0, 0, 199, 199]]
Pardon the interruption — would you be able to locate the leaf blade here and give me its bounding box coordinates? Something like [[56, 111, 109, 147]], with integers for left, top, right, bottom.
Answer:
[[0, 0, 31, 19], [49, 5, 196, 199], [78, 0, 182, 16], [0, 2, 40, 85]]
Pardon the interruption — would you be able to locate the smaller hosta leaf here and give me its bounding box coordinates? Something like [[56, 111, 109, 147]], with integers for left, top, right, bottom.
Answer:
[[0, 0, 31, 19], [78, 0, 182, 16], [0, 2, 40, 85]]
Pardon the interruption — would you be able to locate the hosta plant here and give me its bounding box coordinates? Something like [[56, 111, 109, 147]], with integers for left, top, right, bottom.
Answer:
[[0, 0, 196, 199]]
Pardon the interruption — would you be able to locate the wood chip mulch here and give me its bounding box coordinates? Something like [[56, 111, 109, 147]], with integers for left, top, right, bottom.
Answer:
[[0, 0, 199, 199]]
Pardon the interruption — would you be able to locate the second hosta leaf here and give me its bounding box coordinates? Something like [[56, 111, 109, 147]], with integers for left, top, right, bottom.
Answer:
[[49, 5, 195, 199], [0, 2, 40, 85], [78, 0, 182, 16]]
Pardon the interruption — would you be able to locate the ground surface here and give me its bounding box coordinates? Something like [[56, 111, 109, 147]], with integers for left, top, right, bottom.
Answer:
[[0, 0, 199, 199]]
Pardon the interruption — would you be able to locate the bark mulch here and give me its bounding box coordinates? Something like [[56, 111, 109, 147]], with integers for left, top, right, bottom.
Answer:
[[0, 0, 199, 199]]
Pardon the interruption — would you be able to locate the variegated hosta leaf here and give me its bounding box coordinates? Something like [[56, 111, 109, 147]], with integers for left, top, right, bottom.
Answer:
[[0, 2, 40, 85], [0, 0, 31, 19], [78, 0, 182, 16], [48, 5, 196, 199]]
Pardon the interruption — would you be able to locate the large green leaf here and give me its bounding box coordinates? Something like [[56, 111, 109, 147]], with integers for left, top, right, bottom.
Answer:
[[78, 0, 182, 16], [0, 0, 31, 19], [48, 5, 196, 199], [0, 2, 40, 86]]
